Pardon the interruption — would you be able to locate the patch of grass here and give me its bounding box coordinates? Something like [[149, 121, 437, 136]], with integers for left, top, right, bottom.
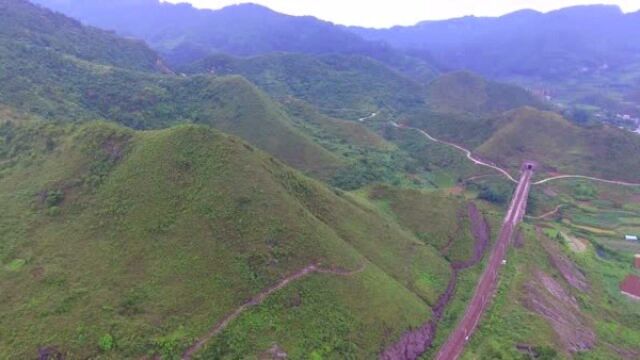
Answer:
[[5, 258, 26, 272]]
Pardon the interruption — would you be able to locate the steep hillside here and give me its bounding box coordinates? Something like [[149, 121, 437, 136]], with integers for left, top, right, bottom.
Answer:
[[183, 53, 427, 119], [0, 0, 345, 178], [0, 121, 458, 358], [1, 0, 160, 72], [476, 107, 640, 182]]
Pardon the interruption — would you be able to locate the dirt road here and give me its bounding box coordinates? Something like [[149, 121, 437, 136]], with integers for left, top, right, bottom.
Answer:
[[391, 122, 518, 183], [534, 174, 640, 186], [182, 263, 364, 359], [434, 166, 533, 360], [390, 122, 640, 188]]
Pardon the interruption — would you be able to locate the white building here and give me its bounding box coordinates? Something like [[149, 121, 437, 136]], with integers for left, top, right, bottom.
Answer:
[[626, 235, 639, 242]]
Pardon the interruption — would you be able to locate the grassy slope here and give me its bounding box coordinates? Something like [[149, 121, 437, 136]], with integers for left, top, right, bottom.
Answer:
[[0, 121, 455, 358], [401, 71, 544, 148], [426, 71, 544, 115], [0, 0, 346, 179], [366, 185, 474, 261], [0, 40, 343, 178], [476, 107, 640, 182]]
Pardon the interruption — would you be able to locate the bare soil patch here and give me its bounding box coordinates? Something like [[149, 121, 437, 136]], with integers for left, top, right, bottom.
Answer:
[[539, 230, 589, 291], [514, 229, 525, 248], [561, 232, 588, 253], [523, 270, 596, 353], [38, 346, 64, 360], [260, 344, 288, 359], [453, 202, 490, 270]]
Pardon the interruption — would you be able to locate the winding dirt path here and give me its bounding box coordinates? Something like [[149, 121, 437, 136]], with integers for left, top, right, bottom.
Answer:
[[391, 122, 518, 183], [182, 263, 365, 359], [358, 112, 379, 122], [390, 122, 640, 189], [534, 175, 640, 187], [526, 205, 563, 220]]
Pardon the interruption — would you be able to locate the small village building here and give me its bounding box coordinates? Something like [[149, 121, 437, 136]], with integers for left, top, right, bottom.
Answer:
[[625, 235, 639, 242], [620, 275, 640, 300], [635, 255, 640, 269]]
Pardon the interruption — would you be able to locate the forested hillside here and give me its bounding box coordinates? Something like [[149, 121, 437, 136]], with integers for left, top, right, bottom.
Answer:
[[2, 1, 640, 359], [183, 52, 427, 119], [1, 0, 160, 71]]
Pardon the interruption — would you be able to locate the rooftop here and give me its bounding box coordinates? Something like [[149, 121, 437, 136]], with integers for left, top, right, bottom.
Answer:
[[635, 255, 640, 269], [620, 275, 640, 300]]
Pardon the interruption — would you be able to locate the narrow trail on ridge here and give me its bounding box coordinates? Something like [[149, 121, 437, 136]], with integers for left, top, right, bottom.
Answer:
[[181, 263, 365, 360]]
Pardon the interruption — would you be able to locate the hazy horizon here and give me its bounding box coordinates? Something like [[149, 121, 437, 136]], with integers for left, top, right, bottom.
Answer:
[[161, 0, 640, 28]]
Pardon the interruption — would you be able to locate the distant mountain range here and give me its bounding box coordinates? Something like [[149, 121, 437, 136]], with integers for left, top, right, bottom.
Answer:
[[32, 1, 640, 119], [2, 1, 640, 359], [353, 5, 640, 78], [31, 0, 438, 81], [352, 5, 640, 119]]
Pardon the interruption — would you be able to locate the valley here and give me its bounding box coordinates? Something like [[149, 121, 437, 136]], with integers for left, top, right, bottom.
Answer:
[[1, 0, 640, 359]]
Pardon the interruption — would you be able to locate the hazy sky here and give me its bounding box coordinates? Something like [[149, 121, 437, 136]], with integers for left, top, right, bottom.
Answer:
[[162, 0, 640, 27]]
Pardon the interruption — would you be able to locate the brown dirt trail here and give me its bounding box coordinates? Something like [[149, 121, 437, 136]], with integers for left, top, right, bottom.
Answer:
[[182, 263, 365, 359]]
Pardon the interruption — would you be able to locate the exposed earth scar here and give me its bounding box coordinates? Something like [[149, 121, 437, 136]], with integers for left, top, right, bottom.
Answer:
[[434, 166, 533, 360], [181, 263, 365, 359], [380, 203, 490, 360]]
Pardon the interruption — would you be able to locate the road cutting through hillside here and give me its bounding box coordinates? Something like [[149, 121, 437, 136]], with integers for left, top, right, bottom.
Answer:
[[434, 165, 533, 360], [390, 122, 640, 188], [358, 112, 379, 122], [534, 174, 640, 186], [391, 122, 518, 183], [181, 263, 365, 359]]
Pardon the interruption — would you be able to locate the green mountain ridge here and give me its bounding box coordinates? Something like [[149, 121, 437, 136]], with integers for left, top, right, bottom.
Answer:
[[1, 0, 160, 72], [476, 107, 640, 182], [2, 1, 640, 359], [31, 0, 439, 83], [182, 52, 428, 119], [426, 71, 545, 115], [0, 121, 464, 358]]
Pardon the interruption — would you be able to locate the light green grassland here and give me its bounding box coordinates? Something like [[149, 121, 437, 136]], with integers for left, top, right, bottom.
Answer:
[[0, 121, 459, 358]]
